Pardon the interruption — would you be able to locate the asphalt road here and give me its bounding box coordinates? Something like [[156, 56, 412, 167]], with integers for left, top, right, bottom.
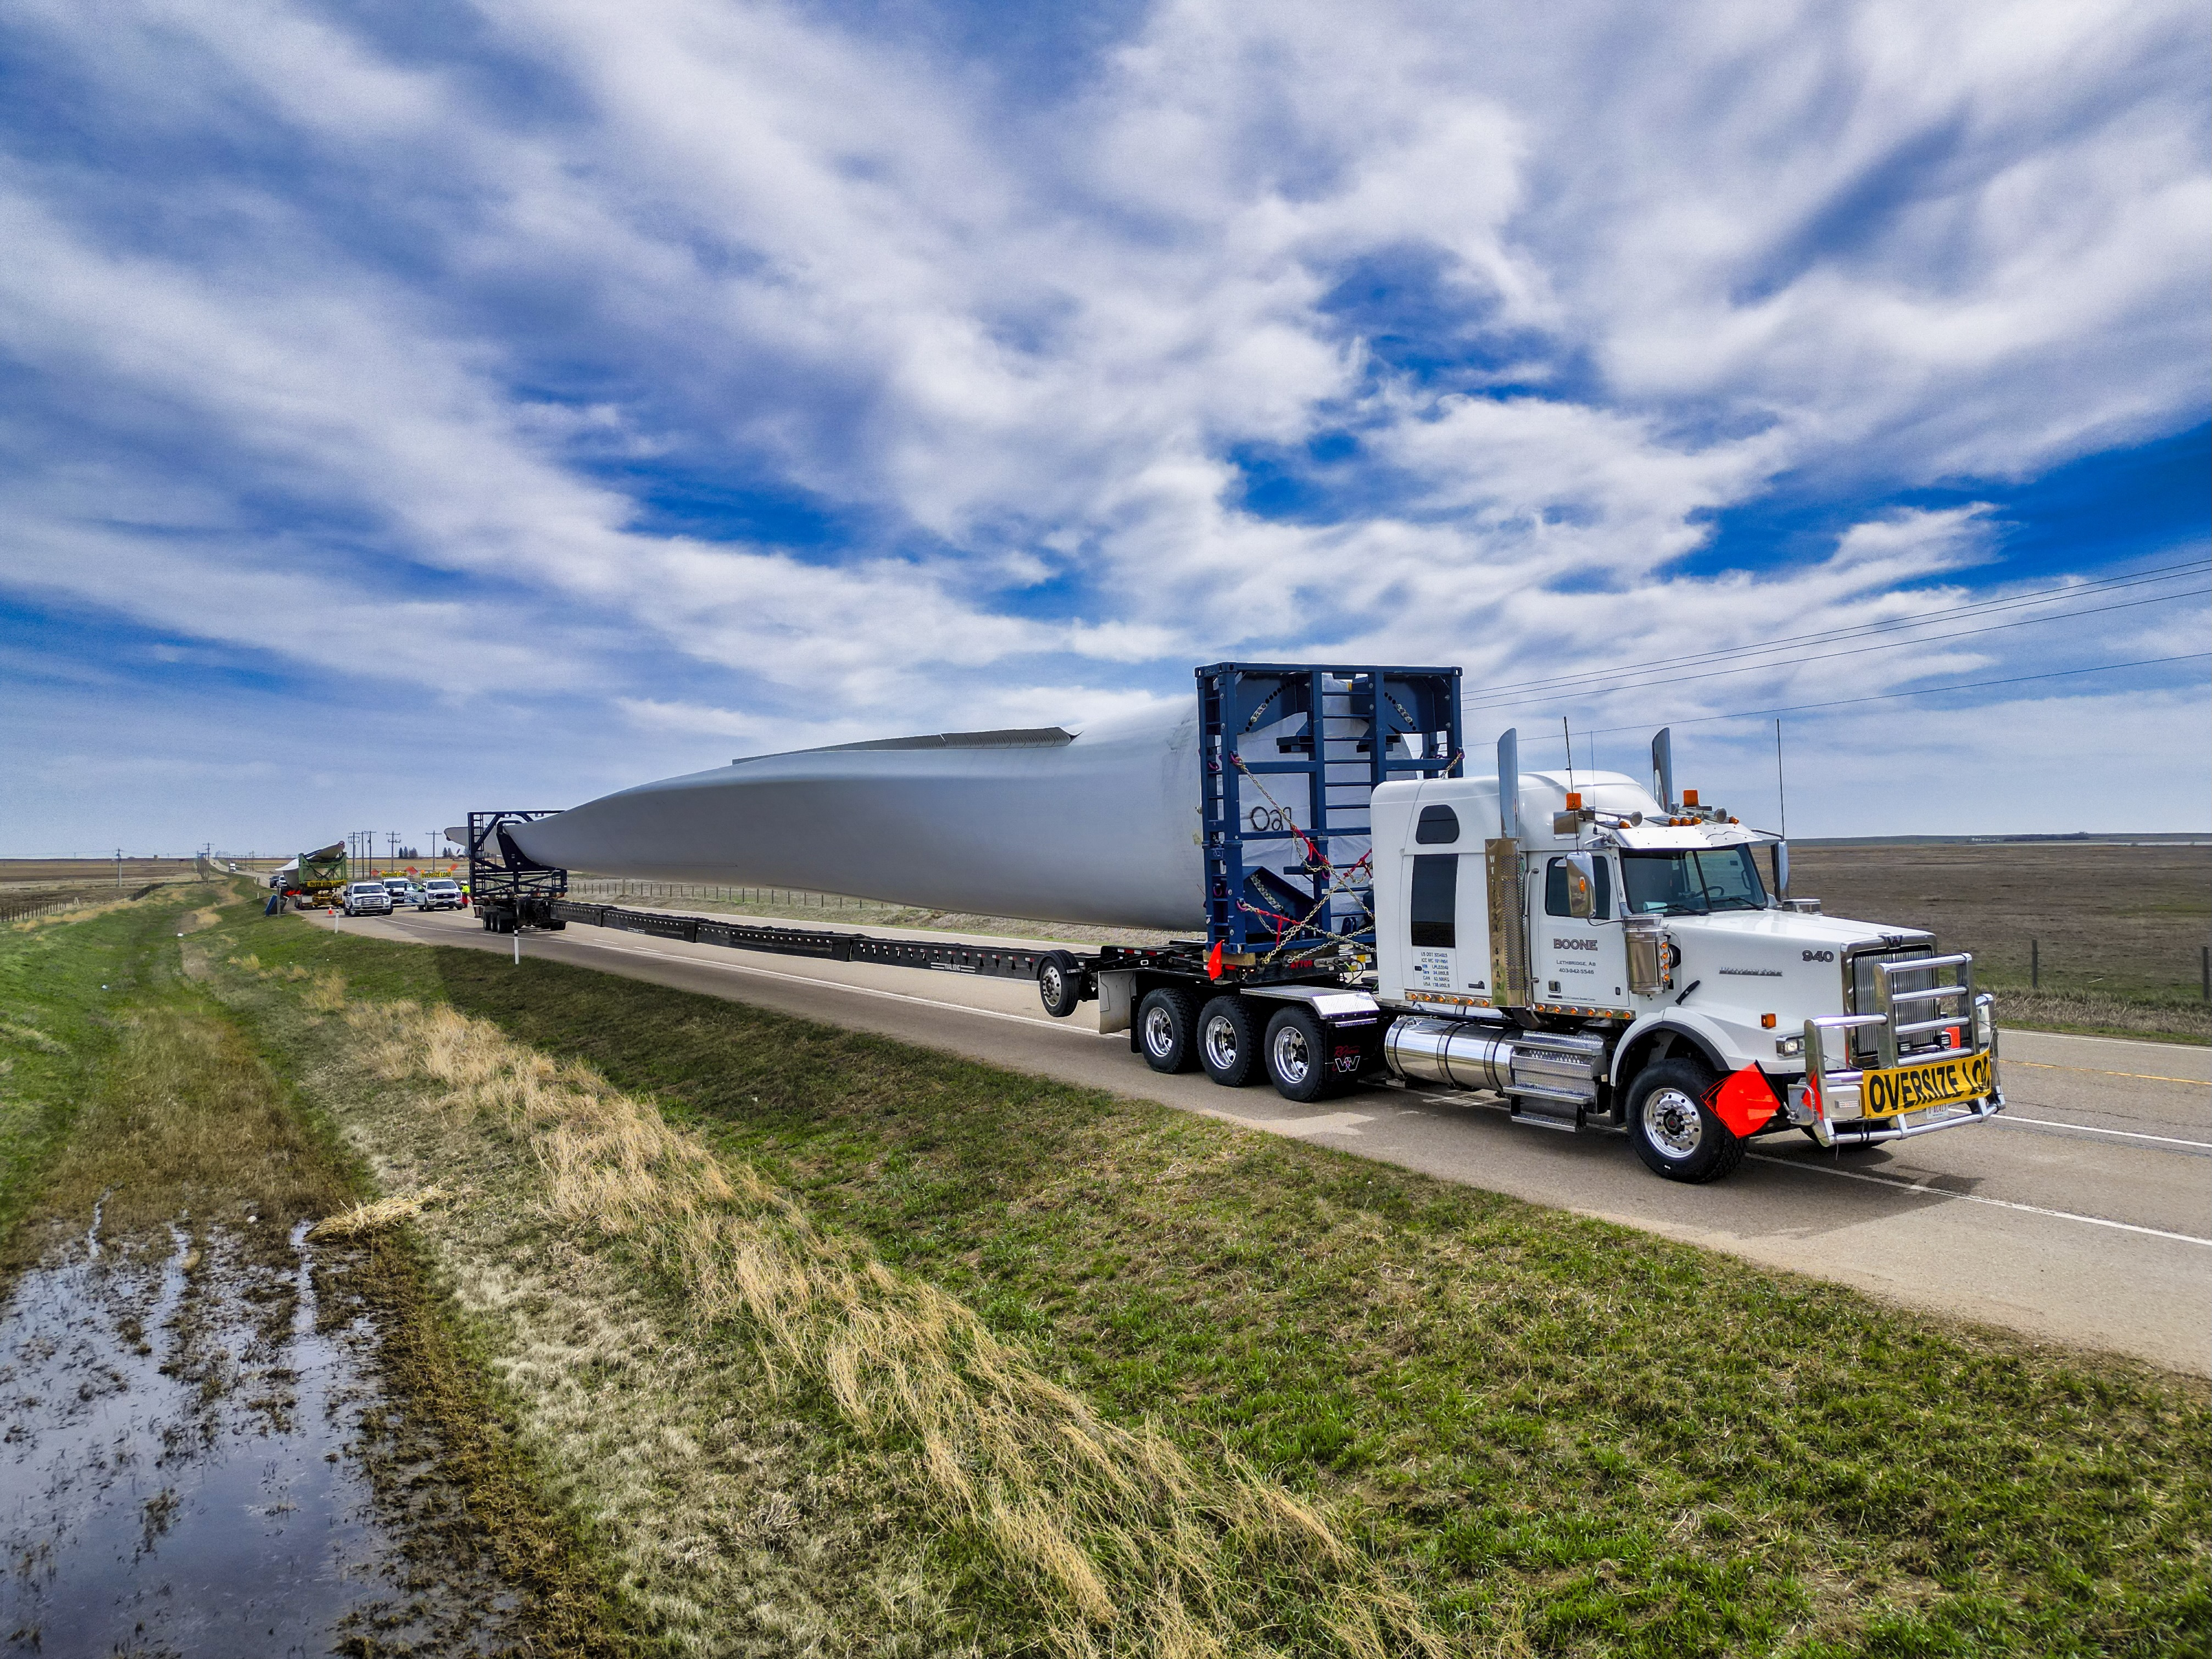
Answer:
[[316, 904, 2211, 1377]]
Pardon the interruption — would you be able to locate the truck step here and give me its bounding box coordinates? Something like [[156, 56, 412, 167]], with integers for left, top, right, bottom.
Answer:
[[1509, 1095, 1583, 1133]]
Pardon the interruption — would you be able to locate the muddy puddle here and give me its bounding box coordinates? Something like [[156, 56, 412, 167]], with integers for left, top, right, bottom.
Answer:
[[2, 1211, 525, 1656]]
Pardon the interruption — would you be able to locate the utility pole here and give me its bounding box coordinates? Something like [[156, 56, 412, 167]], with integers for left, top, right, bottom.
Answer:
[[115, 848, 122, 890]]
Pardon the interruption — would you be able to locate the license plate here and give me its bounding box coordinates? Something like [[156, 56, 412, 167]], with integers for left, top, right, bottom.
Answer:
[[1860, 1051, 1992, 1120]]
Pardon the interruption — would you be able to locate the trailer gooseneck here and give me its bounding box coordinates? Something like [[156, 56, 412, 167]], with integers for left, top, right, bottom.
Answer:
[[482, 660, 2004, 1184]]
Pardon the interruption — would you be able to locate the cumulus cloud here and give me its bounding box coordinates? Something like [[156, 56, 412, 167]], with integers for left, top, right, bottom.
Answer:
[[0, 0, 2204, 848]]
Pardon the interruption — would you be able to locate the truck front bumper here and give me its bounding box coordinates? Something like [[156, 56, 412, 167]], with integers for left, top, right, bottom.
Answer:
[[1792, 1088, 2006, 1148], [1789, 991, 2004, 1149]]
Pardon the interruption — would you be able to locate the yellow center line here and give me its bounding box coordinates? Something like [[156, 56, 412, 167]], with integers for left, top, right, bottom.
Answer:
[[2004, 1058, 2210, 1087]]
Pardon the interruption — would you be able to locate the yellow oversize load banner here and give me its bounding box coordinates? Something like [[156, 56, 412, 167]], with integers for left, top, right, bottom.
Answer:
[[1860, 1051, 1992, 1120]]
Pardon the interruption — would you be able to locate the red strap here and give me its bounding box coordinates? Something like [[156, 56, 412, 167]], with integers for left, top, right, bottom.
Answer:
[[1707, 1065, 1778, 1138]]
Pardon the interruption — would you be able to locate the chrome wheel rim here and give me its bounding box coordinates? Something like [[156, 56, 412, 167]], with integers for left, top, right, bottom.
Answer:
[[1643, 1087, 1703, 1159], [1143, 1006, 1177, 1059], [1272, 1025, 1312, 1086], [1040, 964, 1065, 1005], [1203, 1015, 1240, 1073]]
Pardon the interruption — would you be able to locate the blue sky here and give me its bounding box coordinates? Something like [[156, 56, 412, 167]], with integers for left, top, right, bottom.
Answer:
[[2, 0, 2206, 855]]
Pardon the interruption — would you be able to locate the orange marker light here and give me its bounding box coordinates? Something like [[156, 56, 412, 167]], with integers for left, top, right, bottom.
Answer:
[[1761, 1013, 1777, 1029], [1682, 788, 1701, 806], [1564, 791, 1583, 809]]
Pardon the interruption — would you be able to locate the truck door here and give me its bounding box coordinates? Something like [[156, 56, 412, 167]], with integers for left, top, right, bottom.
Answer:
[[1530, 855, 1629, 1011]]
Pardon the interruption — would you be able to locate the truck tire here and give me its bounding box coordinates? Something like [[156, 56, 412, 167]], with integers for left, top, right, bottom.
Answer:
[[1197, 995, 1261, 1087], [1625, 1057, 1747, 1183], [1263, 1005, 1339, 1103], [1038, 950, 1085, 1019], [1137, 987, 1201, 1073]]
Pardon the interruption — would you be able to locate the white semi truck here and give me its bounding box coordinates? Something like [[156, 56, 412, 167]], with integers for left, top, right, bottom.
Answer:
[[1079, 730, 2002, 1183], [505, 661, 2003, 1183]]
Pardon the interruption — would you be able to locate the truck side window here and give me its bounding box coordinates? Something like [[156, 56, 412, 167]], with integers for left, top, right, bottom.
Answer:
[[1544, 856, 1611, 919], [1414, 805, 1459, 844], [1409, 854, 1457, 947]]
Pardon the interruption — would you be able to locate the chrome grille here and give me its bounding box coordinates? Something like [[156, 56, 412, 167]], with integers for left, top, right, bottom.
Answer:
[[1846, 947, 1934, 1063]]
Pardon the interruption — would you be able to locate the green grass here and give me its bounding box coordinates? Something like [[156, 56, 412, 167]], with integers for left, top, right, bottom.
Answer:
[[0, 887, 648, 1655], [0, 897, 189, 1240], [210, 908, 2212, 1658]]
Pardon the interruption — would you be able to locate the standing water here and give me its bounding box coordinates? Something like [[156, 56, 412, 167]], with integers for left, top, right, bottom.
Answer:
[[2, 1215, 524, 1655]]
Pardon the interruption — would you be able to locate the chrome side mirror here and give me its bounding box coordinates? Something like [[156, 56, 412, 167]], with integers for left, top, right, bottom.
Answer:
[[1564, 851, 1598, 919], [1771, 841, 1790, 899]]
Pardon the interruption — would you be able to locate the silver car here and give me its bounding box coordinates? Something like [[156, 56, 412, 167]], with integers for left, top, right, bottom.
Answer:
[[342, 881, 394, 916], [417, 878, 465, 910]]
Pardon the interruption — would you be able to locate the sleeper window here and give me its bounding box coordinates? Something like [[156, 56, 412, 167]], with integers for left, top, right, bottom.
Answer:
[[1409, 854, 1457, 948], [1414, 805, 1460, 845]]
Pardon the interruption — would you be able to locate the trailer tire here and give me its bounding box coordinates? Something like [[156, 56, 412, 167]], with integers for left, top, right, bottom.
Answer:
[[1625, 1057, 1747, 1183], [1197, 995, 1261, 1087], [1263, 1006, 1341, 1103], [1038, 951, 1085, 1019], [1138, 987, 1201, 1073]]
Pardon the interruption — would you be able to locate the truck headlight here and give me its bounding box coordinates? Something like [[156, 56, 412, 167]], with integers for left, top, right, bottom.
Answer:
[[1774, 1035, 1804, 1057]]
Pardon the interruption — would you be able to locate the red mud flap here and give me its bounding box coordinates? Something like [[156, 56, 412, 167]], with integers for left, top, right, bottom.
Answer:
[[1704, 1066, 1779, 1138]]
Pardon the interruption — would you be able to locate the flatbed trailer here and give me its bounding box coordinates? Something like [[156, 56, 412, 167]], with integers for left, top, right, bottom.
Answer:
[[482, 657, 2004, 1183], [465, 810, 571, 934]]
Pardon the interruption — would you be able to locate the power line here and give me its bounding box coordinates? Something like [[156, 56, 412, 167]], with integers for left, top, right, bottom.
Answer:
[[1461, 583, 2209, 714], [1569, 651, 2211, 739], [1466, 554, 2211, 702]]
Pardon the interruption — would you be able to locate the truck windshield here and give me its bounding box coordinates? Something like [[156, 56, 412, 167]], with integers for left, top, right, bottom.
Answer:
[[1619, 847, 1769, 915]]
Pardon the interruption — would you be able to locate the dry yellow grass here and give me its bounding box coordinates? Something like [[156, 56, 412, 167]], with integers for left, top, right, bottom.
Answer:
[[332, 987, 1450, 1658], [10, 896, 136, 932], [311, 1185, 454, 1239]]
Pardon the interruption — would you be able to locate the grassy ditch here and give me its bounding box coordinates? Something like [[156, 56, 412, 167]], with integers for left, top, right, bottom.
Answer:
[[0, 886, 640, 1655], [0, 889, 177, 1240], [199, 908, 2211, 1657]]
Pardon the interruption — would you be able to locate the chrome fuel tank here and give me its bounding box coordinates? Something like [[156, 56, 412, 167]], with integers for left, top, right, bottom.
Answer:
[[1384, 1017, 1607, 1105]]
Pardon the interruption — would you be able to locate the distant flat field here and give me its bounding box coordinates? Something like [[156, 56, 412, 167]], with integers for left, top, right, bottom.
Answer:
[[0, 859, 200, 890], [1787, 842, 2209, 998]]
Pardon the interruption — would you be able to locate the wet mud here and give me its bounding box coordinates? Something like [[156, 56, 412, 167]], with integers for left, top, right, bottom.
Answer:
[[2, 1210, 527, 1657]]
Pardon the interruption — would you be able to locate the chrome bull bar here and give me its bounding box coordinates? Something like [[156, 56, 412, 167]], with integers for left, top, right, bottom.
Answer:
[[1792, 991, 2004, 1148], [1869, 950, 1977, 1067]]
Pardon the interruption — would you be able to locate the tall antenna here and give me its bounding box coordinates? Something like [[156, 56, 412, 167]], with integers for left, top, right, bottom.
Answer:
[[1561, 714, 1576, 798], [1775, 719, 1788, 839]]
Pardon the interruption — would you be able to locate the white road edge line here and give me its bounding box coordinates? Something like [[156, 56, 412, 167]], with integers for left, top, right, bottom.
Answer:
[[1746, 1154, 2212, 1247], [1997, 1114, 2212, 1150]]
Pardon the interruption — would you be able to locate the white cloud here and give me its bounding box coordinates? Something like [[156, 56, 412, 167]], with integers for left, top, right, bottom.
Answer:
[[0, 0, 2203, 848]]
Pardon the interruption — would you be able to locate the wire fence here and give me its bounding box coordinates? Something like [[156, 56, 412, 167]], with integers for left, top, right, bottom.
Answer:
[[0, 889, 104, 923], [565, 879, 871, 911]]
